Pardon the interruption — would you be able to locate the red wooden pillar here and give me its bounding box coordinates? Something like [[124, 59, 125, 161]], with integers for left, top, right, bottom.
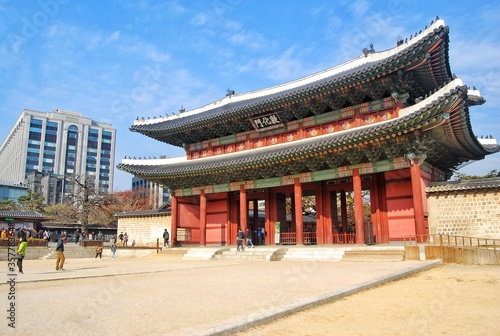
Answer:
[[229, 192, 238, 245], [370, 174, 381, 244], [324, 186, 333, 244], [294, 178, 304, 245], [353, 168, 365, 244], [409, 154, 427, 242], [200, 189, 207, 246], [377, 173, 389, 243], [315, 182, 325, 244], [171, 193, 178, 246], [239, 184, 247, 233], [340, 190, 348, 234]]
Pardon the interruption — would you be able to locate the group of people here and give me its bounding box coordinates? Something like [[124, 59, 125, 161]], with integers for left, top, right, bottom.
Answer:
[[13, 231, 63, 274], [117, 232, 129, 246], [13, 231, 120, 275], [236, 226, 266, 251], [12, 225, 268, 274], [1, 227, 47, 240], [73, 229, 104, 243]]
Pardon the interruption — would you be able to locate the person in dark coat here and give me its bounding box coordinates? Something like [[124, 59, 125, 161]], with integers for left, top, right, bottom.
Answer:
[[55, 233, 66, 271]]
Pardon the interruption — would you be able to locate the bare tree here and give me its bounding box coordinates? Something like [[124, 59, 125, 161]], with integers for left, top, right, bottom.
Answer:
[[44, 203, 78, 224], [68, 175, 102, 233]]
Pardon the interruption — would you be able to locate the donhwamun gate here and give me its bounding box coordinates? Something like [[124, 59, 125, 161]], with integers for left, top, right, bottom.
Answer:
[[118, 18, 499, 247]]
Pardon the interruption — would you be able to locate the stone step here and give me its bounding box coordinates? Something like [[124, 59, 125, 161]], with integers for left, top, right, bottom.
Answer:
[[183, 247, 229, 260], [280, 247, 345, 261], [213, 247, 287, 261], [41, 246, 97, 259], [342, 250, 404, 262], [156, 248, 189, 259], [216, 253, 270, 261]]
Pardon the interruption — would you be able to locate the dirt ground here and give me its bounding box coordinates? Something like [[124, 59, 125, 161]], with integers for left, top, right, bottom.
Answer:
[[237, 264, 500, 336], [4, 259, 499, 335]]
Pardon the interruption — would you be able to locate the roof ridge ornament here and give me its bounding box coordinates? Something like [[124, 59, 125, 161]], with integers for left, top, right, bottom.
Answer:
[[396, 35, 404, 46], [362, 43, 375, 57]]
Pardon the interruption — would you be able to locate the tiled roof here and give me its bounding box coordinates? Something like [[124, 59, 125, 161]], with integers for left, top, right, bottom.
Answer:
[[426, 177, 500, 193], [120, 82, 493, 177], [130, 19, 451, 146], [114, 208, 171, 218], [0, 210, 45, 219], [114, 202, 171, 217]]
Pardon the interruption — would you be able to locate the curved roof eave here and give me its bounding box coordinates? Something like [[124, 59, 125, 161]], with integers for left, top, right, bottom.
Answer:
[[130, 19, 449, 137], [118, 82, 478, 179]]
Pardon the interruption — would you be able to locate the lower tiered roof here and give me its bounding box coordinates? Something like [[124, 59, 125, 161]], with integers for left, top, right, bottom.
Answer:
[[117, 80, 499, 190]]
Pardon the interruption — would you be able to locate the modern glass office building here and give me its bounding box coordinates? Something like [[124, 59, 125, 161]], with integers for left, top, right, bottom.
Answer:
[[0, 180, 28, 202], [0, 109, 116, 203]]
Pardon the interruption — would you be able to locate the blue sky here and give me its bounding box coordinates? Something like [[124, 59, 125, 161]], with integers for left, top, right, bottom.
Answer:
[[1, 0, 499, 191]]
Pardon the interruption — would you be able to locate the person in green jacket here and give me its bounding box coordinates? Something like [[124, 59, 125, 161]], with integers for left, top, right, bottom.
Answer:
[[16, 237, 28, 274]]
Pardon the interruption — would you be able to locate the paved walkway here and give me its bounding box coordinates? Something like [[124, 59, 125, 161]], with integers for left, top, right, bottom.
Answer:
[[2, 255, 440, 335]]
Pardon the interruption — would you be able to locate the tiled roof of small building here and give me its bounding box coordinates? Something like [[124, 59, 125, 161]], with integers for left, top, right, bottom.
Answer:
[[114, 209, 171, 217], [114, 202, 171, 218], [0, 210, 45, 219], [426, 177, 500, 193]]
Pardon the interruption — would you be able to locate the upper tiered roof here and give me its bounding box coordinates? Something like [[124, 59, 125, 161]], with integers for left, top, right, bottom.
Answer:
[[130, 18, 453, 147], [118, 18, 500, 190]]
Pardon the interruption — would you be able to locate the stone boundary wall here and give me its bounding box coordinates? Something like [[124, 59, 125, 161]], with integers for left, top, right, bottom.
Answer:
[[426, 183, 500, 238], [117, 215, 171, 247], [0, 246, 51, 261]]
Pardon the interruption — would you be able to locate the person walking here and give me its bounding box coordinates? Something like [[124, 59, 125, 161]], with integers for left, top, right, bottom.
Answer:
[[123, 232, 129, 247], [95, 243, 103, 259], [74, 229, 80, 244], [111, 242, 117, 259], [55, 233, 66, 271], [246, 228, 254, 248], [163, 229, 170, 248], [16, 237, 28, 274], [236, 229, 245, 251]]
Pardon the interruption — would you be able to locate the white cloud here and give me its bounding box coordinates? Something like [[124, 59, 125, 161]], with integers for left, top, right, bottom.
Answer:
[[118, 0, 186, 22], [349, 0, 370, 17], [190, 12, 208, 26], [107, 30, 121, 43], [228, 30, 266, 50], [239, 47, 305, 82], [145, 48, 170, 62]]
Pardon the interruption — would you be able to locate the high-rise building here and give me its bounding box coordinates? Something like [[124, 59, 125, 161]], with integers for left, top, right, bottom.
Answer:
[[0, 109, 116, 204], [132, 177, 170, 209]]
